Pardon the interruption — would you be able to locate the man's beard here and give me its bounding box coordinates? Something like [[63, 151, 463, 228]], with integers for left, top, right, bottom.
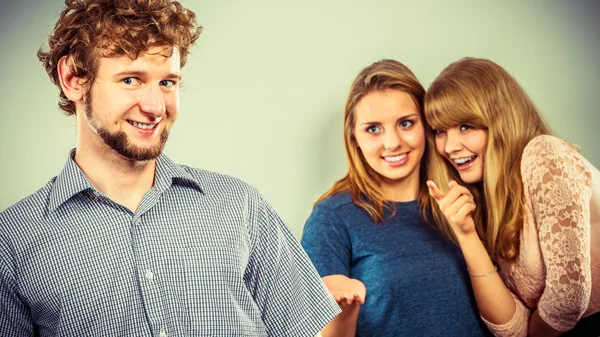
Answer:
[[84, 93, 169, 161]]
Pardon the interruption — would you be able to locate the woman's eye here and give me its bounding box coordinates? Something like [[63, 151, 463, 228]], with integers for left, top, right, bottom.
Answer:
[[434, 129, 446, 135], [366, 126, 381, 133], [460, 124, 473, 131], [399, 120, 414, 128]]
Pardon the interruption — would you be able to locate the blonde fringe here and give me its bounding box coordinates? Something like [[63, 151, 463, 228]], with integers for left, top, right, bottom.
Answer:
[[424, 57, 554, 262]]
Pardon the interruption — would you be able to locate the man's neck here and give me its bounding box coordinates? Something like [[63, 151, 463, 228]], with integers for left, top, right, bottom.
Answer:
[[74, 143, 157, 213]]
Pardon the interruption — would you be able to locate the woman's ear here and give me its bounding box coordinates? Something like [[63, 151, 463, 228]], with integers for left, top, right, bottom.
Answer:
[[57, 56, 85, 102]]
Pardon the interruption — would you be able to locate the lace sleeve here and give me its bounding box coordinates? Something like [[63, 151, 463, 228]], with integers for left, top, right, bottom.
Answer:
[[521, 135, 593, 331], [481, 290, 530, 337]]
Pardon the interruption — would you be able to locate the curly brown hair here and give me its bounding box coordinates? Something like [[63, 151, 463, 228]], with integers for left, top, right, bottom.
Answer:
[[38, 0, 203, 115]]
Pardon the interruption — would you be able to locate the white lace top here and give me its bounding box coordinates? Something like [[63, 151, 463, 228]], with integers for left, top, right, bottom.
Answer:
[[483, 135, 600, 336]]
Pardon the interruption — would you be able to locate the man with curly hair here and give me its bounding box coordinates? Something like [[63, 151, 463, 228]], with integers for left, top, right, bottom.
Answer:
[[0, 1, 340, 336]]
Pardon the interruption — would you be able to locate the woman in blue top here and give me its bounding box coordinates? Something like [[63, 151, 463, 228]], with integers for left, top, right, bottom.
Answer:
[[301, 60, 491, 337]]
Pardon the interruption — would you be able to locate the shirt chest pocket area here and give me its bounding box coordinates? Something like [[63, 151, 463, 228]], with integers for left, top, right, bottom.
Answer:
[[185, 245, 260, 336]]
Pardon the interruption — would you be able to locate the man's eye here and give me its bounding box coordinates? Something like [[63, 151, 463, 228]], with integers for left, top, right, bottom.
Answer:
[[122, 78, 139, 85], [160, 80, 175, 87]]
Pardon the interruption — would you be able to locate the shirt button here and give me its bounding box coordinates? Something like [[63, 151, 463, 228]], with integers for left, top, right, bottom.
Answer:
[[159, 328, 167, 337], [145, 269, 154, 280]]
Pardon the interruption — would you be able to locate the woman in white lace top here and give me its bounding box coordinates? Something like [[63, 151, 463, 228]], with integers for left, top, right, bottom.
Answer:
[[422, 57, 599, 337]]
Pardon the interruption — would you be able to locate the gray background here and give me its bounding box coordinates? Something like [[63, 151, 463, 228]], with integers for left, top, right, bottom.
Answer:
[[1, 1, 598, 237]]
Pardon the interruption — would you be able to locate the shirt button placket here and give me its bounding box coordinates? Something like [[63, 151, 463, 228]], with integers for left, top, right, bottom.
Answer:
[[133, 216, 163, 333], [145, 269, 154, 281]]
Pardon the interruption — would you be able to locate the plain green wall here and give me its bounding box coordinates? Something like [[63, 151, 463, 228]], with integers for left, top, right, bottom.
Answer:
[[1, 1, 599, 238]]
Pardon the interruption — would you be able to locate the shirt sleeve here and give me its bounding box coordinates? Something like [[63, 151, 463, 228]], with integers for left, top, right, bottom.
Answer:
[[0, 229, 35, 336], [523, 135, 594, 331], [300, 202, 352, 278], [243, 194, 341, 337], [481, 291, 530, 337]]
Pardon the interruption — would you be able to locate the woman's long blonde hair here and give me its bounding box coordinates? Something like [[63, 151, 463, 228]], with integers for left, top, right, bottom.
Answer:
[[424, 57, 553, 262], [317, 59, 435, 223]]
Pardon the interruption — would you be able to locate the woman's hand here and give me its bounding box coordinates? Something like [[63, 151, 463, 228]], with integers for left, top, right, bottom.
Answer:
[[319, 275, 366, 337], [321, 275, 366, 307], [427, 180, 477, 240]]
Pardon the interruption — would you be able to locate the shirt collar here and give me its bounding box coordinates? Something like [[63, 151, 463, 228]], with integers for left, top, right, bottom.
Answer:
[[153, 153, 204, 194], [48, 149, 203, 212]]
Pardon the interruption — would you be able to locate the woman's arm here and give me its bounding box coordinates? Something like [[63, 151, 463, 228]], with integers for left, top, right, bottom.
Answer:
[[459, 236, 560, 336], [428, 180, 516, 325], [301, 204, 363, 337], [457, 233, 517, 325], [320, 274, 366, 337], [522, 135, 594, 336]]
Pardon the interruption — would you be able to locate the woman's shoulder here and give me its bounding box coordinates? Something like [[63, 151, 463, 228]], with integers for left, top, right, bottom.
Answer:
[[305, 192, 362, 230], [314, 192, 356, 212], [522, 135, 578, 161], [521, 134, 593, 191], [521, 135, 583, 173]]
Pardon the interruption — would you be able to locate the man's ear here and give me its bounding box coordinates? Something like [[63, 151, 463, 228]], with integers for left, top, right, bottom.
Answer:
[[57, 56, 86, 102]]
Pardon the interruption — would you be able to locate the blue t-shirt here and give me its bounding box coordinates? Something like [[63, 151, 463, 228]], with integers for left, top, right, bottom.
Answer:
[[301, 193, 492, 337]]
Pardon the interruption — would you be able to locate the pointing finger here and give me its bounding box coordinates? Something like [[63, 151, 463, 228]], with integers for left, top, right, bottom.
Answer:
[[427, 180, 446, 200], [448, 180, 458, 189]]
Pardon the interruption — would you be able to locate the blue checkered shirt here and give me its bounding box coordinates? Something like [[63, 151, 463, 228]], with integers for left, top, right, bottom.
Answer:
[[0, 151, 340, 336]]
